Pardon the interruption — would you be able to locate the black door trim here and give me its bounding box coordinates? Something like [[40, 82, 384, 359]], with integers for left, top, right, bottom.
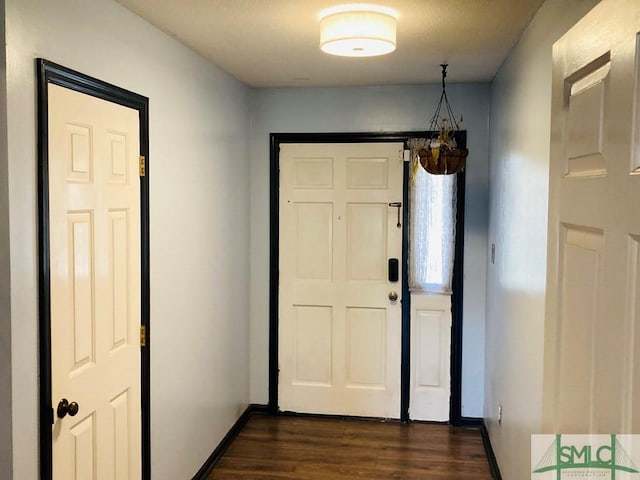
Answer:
[[269, 131, 466, 424], [36, 59, 151, 480]]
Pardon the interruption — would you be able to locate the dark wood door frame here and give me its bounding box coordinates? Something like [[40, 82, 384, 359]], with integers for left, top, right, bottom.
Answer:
[[269, 132, 467, 425], [36, 59, 151, 480]]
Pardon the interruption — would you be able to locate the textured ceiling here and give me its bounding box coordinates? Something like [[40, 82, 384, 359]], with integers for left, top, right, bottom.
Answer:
[[116, 0, 546, 87]]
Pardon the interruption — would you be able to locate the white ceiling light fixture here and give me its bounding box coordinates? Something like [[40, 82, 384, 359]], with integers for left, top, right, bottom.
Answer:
[[319, 4, 398, 57]]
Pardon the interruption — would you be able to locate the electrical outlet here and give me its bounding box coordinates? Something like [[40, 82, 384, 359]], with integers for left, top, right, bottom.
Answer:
[[497, 404, 503, 426]]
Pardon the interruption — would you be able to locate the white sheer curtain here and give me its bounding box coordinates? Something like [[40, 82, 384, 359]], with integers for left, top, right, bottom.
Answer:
[[408, 138, 457, 294]]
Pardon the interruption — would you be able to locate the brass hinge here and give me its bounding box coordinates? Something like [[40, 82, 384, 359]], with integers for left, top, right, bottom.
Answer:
[[140, 325, 146, 347], [139, 156, 146, 177]]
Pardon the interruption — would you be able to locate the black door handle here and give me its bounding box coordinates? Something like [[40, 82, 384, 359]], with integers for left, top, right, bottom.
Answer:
[[388, 202, 402, 228], [57, 398, 79, 419]]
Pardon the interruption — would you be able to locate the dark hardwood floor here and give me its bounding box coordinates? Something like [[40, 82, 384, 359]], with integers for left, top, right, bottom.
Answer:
[[206, 414, 492, 479]]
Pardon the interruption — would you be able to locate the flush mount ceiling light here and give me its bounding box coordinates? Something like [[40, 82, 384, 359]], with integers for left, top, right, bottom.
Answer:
[[319, 4, 398, 57]]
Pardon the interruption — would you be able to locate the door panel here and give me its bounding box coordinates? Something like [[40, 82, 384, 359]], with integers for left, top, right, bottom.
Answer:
[[346, 306, 386, 387], [543, 0, 640, 434], [347, 203, 387, 280], [556, 226, 603, 428], [279, 142, 403, 418], [409, 294, 451, 421], [416, 311, 444, 387], [295, 202, 333, 279], [631, 235, 640, 432], [49, 84, 141, 479], [294, 305, 333, 385]]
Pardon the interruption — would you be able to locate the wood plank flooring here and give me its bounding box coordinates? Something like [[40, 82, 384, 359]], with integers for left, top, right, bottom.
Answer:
[[206, 415, 492, 479]]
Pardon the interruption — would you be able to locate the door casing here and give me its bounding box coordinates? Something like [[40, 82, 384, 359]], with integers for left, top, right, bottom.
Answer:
[[268, 132, 467, 424], [36, 59, 151, 480]]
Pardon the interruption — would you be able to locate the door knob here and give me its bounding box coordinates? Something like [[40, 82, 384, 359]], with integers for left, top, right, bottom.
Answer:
[[388, 291, 398, 302], [57, 398, 79, 419]]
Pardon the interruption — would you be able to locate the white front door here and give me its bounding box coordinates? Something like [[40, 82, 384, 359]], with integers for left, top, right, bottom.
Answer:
[[278, 142, 404, 418], [543, 0, 640, 433], [48, 84, 142, 478]]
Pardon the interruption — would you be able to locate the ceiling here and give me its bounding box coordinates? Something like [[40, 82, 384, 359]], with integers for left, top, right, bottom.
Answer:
[[116, 0, 546, 87]]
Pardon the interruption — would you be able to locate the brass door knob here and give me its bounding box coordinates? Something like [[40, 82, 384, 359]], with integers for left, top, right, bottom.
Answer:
[[388, 291, 398, 302]]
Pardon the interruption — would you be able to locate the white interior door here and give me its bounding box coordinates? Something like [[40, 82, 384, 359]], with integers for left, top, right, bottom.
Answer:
[[543, 0, 640, 434], [278, 142, 404, 418], [49, 84, 142, 479]]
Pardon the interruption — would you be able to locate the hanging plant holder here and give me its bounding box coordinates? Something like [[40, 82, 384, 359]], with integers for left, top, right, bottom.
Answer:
[[419, 64, 468, 175]]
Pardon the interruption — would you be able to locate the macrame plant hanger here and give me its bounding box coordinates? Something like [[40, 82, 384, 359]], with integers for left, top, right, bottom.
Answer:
[[417, 64, 468, 175]]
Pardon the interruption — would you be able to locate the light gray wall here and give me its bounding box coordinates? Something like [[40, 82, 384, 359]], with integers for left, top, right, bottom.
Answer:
[[485, 0, 600, 478], [249, 84, 490, 417], [0, 0, 12, 478], [5, 0, 251, 478]]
